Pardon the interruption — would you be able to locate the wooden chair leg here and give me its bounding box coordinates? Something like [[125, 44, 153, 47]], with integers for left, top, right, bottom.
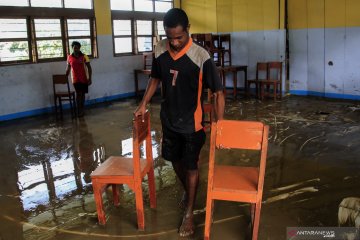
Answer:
[[112, 184, 120, 206], [92, 183, 106, 225], [148, 168, 157, 209], [134, 183, 145, 230], [204, 198, 214, 240], [59, 98, 64, 119], [252, 202, 262, 240], [54, 97, 59, 119], [273, 84, 277, 101]]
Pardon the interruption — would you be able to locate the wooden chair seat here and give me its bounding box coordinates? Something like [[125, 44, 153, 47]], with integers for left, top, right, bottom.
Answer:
[[204, 120, 269, 240], [259, 61, 283, 100], [91, 111, 156, 230], [246, 62, 268, 98], [53, 74, 76, 119]]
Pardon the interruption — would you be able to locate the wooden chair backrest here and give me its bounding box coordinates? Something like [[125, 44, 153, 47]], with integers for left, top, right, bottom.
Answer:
[[267, 61, 282, 81], [52, 74, 71, 93], [210, 120, 269, 192], [219, 34, 231, 50], [256, 62, 268, 80], [132, 111, 153, 172], [143, 52, 154, 70]]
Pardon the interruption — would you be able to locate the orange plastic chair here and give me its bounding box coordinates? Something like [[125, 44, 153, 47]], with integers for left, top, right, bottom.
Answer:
[[204, 120, 269, 240], [247, 62, 268, 98], [90, 111, 156, 229]]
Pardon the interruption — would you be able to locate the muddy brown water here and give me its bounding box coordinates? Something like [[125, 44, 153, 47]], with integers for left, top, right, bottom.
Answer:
[[0, 95, 359, 240]]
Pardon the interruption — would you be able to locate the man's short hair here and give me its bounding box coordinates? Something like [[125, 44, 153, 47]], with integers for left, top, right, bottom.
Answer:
[[163, 8, 189, 31], [71, 41, 81, 48]]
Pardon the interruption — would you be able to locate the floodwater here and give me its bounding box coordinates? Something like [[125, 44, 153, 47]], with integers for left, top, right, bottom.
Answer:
[[0, 95, 359, 240]]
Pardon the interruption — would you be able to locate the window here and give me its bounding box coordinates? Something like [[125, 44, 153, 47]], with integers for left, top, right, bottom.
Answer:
[[136, 20, 152, 52], [67, 19, 92, 55], [113, 20, 132, 54], [0, 18, 30, 62], [110, 0, 173, 55], [0, 0, 92, 8], [0, 1, 96, 65], [155, 0, 172, 13], [31, 0, 62, 8], [34, 19, 63, 59]]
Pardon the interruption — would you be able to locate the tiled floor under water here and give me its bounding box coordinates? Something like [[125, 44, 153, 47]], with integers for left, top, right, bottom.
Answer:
[[0, 95, 359, 240]]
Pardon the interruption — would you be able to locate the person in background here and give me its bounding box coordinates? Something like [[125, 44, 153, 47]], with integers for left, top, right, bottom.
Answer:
[[66, 41, 92, 117], [134, 8, 225, 237]]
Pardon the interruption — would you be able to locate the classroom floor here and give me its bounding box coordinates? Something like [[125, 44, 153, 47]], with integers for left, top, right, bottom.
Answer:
[[0, 95, 359, 240]]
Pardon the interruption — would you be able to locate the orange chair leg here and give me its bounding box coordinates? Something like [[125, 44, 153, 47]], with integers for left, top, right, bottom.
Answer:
[[112, 184, 120, 206], [252, 202, 262, 240], [148, 169, 157, 209], [204, 198, 214, 240], [134, 183, 145, 230], [93, 183, 106, 225]]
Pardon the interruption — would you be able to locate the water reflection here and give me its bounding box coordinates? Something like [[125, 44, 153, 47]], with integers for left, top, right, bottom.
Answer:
[[16, 119, 105, 213]]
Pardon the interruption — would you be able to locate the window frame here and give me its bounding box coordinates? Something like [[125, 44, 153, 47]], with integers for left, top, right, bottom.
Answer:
[[111, 0, 172, 56], [0, 4, 97, 66]]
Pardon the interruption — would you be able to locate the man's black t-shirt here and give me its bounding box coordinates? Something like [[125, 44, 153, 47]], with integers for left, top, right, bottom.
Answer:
[[151, 38, 223, 134]]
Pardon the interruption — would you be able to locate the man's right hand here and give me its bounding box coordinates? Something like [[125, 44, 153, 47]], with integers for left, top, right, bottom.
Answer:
[[134, 102, 147, 121]]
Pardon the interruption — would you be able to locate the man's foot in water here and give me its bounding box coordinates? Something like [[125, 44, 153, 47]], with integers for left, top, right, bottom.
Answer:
[[179, 212, 194, 237]]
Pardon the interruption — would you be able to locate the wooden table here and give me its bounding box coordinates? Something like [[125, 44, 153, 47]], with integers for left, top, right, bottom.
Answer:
[[220, 65, 248, 98], [134, 69, 151, 99]]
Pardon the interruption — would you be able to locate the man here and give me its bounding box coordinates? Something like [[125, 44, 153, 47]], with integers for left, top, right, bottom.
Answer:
[[66, 41, 92, 117], [134, 8, 225, 237]]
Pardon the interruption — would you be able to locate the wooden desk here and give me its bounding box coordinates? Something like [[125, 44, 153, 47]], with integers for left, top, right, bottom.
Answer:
[[220, 65, 248, 98], [134, 69, 151, 98]]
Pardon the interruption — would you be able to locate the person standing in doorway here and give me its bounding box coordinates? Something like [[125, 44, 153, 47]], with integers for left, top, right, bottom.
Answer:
[[66, 41, 92, 117], [134, 8, 225, 237]]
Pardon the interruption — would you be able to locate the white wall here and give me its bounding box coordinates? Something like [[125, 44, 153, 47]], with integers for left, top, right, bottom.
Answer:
[[289, 27, 360, 100], [0, 35, 150, 120]]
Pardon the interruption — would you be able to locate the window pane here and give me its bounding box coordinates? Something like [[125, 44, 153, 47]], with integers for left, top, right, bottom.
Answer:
[[0, 19, 28, 39], [110, 0, 131, 10], [0, 41, 29, 62], [137, 36, 152, 52], [67, 19, 90, 37], [64, 0, 91, 9], [68, 39, 91, 55], [136, 20, 151, 35], [114, 37, 132, 53], [31, 0, 61, 7], [113, 20, 131, 36], [155, 1, 172, 13], [34, 19, 61, 38], [36, 39, 63, 59], [0, 0, 28, 6], [157, 21, 165, 36], [134, 0, 152, 12]]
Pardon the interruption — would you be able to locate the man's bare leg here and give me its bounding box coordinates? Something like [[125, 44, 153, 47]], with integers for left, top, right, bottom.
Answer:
[[172, 161, 187, 209], [179, 169, 199, 237]]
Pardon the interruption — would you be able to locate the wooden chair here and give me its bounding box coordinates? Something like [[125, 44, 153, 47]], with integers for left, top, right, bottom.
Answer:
[[90, 111, 156, 229], [52, 74, 76, 119], [204, 120, 269, 240], [134, 52, 153, 99], [259, 61, 282, 100], [219, 34, 231, 66], [246, 62, 268, 98]]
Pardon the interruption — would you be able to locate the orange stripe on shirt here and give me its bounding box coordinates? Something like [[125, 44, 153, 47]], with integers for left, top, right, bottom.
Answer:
[[167, 38, 193, 61], [194, 70, 203, 131]]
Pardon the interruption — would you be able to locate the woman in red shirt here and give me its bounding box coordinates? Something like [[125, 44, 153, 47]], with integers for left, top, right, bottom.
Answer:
[[65, 41, 92, 117]]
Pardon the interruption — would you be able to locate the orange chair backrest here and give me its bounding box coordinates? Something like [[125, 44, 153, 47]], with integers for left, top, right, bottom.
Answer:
[[132, 111, 153, 176], [211, 120, 269, 192]]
